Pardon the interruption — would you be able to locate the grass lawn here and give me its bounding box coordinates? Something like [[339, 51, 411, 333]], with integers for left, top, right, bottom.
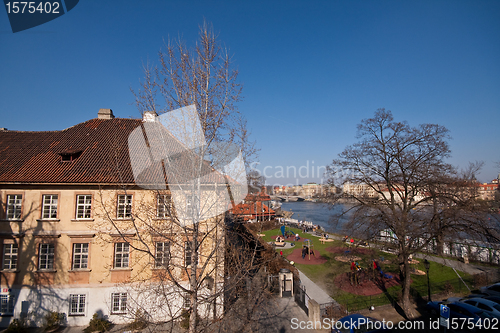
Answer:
[[262, 227, 474, 311]]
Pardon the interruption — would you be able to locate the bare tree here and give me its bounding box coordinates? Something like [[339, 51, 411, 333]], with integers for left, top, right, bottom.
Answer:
[[324, 109, 493, 318], [131, 21, 258, 169], [247, 170, 266, 194], [92, 23, 268, 333]]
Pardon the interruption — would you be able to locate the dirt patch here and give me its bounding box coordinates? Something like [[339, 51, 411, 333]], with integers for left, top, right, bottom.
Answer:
[[326, 246, 376, 256], [287, 248, 328, 265], [334, 271, 403, 296], [411, 269, 426, 275], [335, 255, 362, 262]]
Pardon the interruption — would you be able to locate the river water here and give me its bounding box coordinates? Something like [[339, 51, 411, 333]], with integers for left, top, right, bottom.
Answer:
[[280, 201, 347, 233]]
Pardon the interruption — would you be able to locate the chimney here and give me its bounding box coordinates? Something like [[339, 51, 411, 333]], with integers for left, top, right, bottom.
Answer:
[[143, 111, 157, 122], [98, 108, 115, 119]]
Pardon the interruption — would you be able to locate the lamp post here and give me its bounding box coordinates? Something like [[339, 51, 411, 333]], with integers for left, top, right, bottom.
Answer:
[[424, 259, 431, 301]]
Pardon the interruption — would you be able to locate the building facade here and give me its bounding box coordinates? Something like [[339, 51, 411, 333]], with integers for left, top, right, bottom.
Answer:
[[0, 110, 224, 327]]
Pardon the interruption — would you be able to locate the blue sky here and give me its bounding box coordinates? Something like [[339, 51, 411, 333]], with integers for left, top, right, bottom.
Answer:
[[1, 0, 499, 185]]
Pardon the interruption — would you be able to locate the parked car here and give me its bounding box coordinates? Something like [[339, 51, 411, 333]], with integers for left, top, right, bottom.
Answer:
[[426, 301, 496, 324], [332, 314, 389, 333], [480, 283, 500, 297], [446, 294, 488, 303], [482, 295, 500, 305], [460, 298, 500, 317]]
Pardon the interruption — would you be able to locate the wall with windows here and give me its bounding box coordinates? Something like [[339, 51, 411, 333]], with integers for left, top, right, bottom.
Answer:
[[0, 186, 224, 326]]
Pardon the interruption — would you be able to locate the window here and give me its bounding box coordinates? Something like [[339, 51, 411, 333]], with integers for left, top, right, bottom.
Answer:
[[114, 243, 129, 268], [2, 244, 18, 270], [117, 195, 132, 219], [184, 241, 198, 267], [76, 195, 92, 219], [39, 243, 54, 270], [5, 195, 22, 220], [183, 294, 191, 309], [41, 195, 58, 219], [0, 295, 15, 315], [157, 194, 172, 218], [155, 242, 170, 268], [186, 196, 194, 218], [72, 243, 89, 270], [111, 292, 127, 314], [69, 294, 86, 316]]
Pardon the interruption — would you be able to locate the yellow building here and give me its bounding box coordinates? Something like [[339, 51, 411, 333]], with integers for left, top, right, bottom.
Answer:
[[0, 109, 225, 327]]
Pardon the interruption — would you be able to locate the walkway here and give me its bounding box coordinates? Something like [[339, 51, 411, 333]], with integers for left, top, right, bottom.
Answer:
[[414, 252, 499, 277], [297, 268, 336, 305]]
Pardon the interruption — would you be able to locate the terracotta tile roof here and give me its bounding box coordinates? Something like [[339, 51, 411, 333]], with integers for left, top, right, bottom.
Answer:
[[0, 118, 227, 186], [231, 201, 275, 216], [0, 118, 142, 184]]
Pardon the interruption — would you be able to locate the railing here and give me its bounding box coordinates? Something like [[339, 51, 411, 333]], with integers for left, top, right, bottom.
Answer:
[[294, 281, 310, 316]]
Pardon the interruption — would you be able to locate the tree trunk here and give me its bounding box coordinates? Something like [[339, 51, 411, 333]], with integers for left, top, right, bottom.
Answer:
[[399, 254, 417, 319], [435, 232, 444, 256]]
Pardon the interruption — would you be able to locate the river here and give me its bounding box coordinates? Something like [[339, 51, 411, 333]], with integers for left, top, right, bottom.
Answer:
[[280, 201, 348, 233]]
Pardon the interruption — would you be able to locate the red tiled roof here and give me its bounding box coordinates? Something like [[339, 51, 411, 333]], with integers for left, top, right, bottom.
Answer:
[[0, 118, 141, 184], [231, 201, 275, 216], [0, 118, 226, 185]]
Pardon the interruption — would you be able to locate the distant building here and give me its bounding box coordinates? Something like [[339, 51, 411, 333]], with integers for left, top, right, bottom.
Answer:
[[231, 187, 275, 221], [478, 181, 499, 201]]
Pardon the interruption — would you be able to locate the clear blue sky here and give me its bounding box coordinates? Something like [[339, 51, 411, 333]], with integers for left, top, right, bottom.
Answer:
[[1, 0, 499, 185]]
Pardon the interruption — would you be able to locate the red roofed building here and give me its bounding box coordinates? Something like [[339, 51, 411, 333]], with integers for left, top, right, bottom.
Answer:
[[0, 109, 225, 327], [231, 187, 275, 221], [478, 181, 499, 201]]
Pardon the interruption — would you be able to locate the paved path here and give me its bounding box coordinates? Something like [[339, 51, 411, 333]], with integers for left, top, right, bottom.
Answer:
[[414, 252, 499, 277], [297, 268, 336, 305]]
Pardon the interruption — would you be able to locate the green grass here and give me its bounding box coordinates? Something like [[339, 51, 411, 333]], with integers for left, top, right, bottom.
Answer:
[[264, 227, 474, 311]]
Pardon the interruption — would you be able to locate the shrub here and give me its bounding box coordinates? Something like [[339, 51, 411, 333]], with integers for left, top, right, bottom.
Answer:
[[44, 311, 66, 331], [4, 319, 27, 333], [83, 313, 112, 333], [443, 281, 455, 294], [127, 309, 148, 331]]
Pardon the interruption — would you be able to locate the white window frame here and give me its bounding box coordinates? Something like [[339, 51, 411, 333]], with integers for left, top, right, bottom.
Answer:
[[76, 195, 92, 219], [41, 194, 58, 219], [117, 195, 132, 219], [155, 242, 170, 268], [156, 194, 172, 218], [72, 243, 89, 270], [69, 294, 86, 316], [6, 194, 22, 220], [0, 294, 15, 315], [111, 292, 127, 314], [114, 243, 129, 268], [184, 241, 198, 267], [183, 293, 191, 309], [2, 244, 18, 270], [39, 243, 55, 270]]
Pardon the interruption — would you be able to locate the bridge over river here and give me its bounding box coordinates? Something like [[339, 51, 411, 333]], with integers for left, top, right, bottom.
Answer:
[[270, 195, 305, 202]]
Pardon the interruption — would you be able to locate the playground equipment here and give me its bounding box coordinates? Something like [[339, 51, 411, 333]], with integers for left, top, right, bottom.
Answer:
[[301, 239, 315, 260]]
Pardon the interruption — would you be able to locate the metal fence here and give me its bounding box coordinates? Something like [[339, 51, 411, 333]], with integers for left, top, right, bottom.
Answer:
[[294, 279, 309, 316], [267, 274, 280, 294]]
